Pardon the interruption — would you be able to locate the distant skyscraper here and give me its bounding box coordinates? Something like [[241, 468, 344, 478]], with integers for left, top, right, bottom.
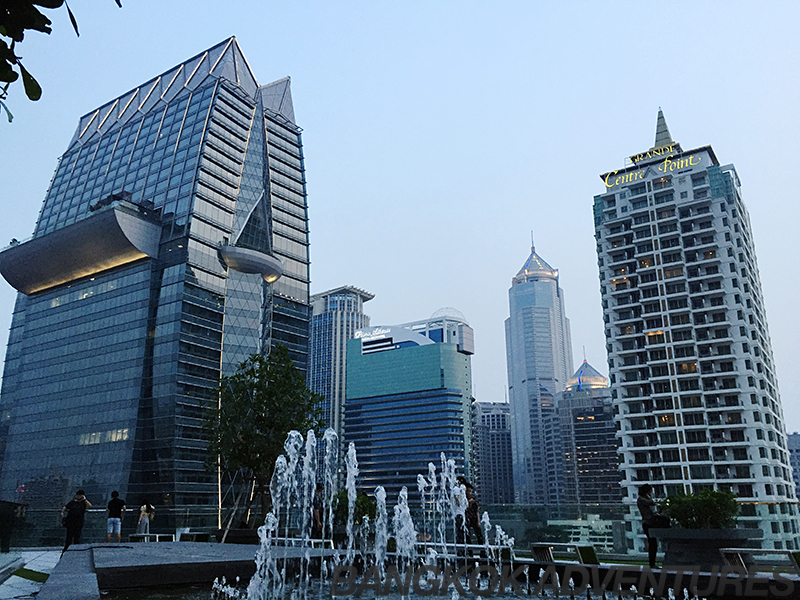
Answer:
[[0, 39, 310, 526], [595, 111, 798, 551], [471, 401, 514, 505], [345, 309, 474, 504], [557, 361, 621, 507], [505, 246, 573, 505], [309, 286, 374, 439]]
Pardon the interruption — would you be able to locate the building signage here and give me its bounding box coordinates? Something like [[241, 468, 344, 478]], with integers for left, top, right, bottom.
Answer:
[[629, 143, 677, 165], [355, 327, 390, 340], [604, 151, 704, 189]]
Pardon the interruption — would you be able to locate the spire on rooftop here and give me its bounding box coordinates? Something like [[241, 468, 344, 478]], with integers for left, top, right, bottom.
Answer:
[[654, 107, 673, 148]]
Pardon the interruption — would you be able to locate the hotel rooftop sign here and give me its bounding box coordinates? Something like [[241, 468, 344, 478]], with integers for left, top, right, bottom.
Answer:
[[600, 143, 713, 190]]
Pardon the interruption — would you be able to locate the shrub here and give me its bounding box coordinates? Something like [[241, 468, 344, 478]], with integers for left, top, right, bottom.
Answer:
[[661, 489, 739, 529]]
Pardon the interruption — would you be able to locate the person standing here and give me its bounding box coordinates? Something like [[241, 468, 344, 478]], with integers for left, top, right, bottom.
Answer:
[[61, 490, 92, 553], [311, 483, 324, 539], [106, 491, 126, 543], [137, 502, 155, 535], [637, 483, 668, 568], [464, 481, 484, 545]]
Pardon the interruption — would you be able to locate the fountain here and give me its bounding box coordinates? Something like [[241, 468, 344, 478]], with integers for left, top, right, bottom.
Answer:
[[209, 428, 520, 599], [212, 430, 713, 600]]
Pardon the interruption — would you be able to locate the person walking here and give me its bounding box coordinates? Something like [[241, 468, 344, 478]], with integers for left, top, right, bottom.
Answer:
[[137, 502, 155, 535], [61, 490, 92, 553], [106, 491, 126, 543]]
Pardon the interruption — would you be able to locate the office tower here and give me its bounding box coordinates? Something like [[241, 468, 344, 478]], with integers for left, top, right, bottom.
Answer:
[[345, 309, 474, 504], [471, 401, 514, 504], [0, 38, 311, 528], [557, 361, 621, 507], [505, 246, 574, 505], [595, 111, 798, 550], [309, 286, 374, 438]]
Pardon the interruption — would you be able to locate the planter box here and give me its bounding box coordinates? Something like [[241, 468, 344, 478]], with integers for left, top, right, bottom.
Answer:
[[651, 528, 763, 571]]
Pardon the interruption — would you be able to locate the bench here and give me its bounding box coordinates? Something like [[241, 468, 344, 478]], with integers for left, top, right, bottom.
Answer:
[[129, 533, 175, 542], [720, 547, 800, 572], [531, 543, 600, 564]]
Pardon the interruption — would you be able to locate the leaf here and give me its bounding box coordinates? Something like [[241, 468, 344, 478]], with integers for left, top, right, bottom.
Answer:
[[19, 64, 41, 101], [32, 0, 66, 9], [0, 100, 13, 122], [114, 0, 123, 6], [64, 0, 79, 37]]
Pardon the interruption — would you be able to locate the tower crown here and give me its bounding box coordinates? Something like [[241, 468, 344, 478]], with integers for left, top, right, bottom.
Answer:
[[513, 245, 558, 284]]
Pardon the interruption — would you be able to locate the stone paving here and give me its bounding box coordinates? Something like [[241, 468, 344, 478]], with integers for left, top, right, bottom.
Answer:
[[0, 549, 61, 600]]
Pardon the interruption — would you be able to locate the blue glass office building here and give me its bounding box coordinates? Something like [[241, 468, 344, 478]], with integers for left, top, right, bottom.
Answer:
[[0, 38, 310, 524], [345, 310, 474, 505]]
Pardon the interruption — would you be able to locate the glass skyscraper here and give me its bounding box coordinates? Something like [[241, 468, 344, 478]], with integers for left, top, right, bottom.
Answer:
[[0, 38, 310, 528], [505, 246, 573, 505], [345, 310, 475, 506], [471, 401, 514, 505], [557, 362, 621, 508], [595, 111, 798, 551], [309, 286, 374, 440]]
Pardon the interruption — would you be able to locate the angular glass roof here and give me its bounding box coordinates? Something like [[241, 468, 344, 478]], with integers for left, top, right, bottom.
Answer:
[[565, 360, 608, 391], [513, 246, 558, 283], [67, 37, 297, 151]]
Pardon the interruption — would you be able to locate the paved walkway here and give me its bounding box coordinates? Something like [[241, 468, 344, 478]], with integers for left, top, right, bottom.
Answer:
[[0, 549, 61, 600]]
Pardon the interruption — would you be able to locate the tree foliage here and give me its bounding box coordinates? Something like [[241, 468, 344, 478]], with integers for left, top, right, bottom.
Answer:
[[661, 489, 739, 529], [0, 0, 121, 120], [204, 345, 323, 517], [332, 490, 376, 527]]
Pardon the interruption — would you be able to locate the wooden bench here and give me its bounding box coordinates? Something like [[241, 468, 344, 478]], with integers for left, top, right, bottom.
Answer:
[[531, 543, 600, 564], [720, 547, 800, 572]]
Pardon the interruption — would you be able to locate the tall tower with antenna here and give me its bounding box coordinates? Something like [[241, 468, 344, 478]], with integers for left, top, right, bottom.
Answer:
[[505, 243, 573, 505]]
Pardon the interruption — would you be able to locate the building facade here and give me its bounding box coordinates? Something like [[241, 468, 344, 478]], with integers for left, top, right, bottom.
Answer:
[[788, 433, 800, 500], [557, 361, 622, 508], [0, 39, 310, 525], [595, 111, 798, 550], [309, 286, 373, 440], [345, 309, 474, 505], [471, 401, 514, 505], [505, 246, 573, 505]]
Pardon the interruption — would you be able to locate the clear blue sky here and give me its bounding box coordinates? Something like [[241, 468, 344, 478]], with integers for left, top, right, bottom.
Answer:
[[2, 1, 800, 429]]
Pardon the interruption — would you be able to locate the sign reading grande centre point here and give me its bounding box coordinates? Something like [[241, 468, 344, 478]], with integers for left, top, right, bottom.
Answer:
[[601, 143, 708, 189]]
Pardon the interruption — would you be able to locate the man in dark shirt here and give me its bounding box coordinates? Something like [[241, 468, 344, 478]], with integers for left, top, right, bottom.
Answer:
[[106, 491, 126, 543], [61, 490, 92, 553]]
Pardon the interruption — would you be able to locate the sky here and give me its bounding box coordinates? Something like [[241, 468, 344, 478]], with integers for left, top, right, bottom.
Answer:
[[2, 2, 800, 429]]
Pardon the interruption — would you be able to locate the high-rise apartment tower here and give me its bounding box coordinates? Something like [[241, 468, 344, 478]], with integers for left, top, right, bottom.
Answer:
[[505, 247, 573, 505], [595, 111, 798, 551], [0, 39, 311, 527]]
